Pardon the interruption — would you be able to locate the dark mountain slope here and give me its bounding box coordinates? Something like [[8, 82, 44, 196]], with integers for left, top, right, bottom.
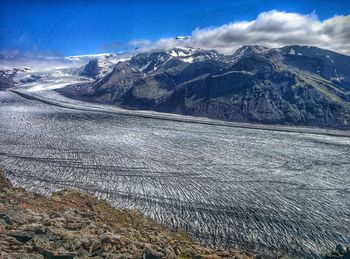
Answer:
[[0, 69, 17, 90], [158, 55, 350, 126], [278, 45, 350, 90], [59, 46, 350, 128]]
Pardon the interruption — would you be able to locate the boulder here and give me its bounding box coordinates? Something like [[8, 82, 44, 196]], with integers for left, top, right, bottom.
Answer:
[[8, 231, 35, 243]]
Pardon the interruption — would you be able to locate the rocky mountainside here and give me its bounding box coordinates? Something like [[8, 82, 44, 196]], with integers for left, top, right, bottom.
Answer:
[[59, 45, 350, 128], [0, 69, 24, 90], [0, 68, 40, 90], [0, 169, 256, 259], [79, 54, 130, 79]]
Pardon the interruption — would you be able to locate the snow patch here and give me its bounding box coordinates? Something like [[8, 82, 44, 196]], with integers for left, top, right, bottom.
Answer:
[[326, 55, 342, 82], [181, 56, 194, 63], [139, 61, 152, 72]]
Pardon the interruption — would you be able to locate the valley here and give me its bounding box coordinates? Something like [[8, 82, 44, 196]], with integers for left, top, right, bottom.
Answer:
[[0, 86, 349, 258]]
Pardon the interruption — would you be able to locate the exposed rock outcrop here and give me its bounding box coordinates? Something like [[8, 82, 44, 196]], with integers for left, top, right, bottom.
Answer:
[[324, 244, 350, 259], [80, 59, 102, 79], [0, 70, 17, 90]]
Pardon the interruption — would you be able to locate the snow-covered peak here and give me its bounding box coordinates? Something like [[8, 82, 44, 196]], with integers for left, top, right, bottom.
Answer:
[[167, 48, 223, 63], [78, 53, 132, 79], [168, 47, 197, 58], [233, 45, 269, 59]]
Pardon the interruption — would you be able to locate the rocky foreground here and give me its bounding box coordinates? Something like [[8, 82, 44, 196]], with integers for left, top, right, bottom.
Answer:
[[0, 169, 255, 259], [1, 168, 349, 259]]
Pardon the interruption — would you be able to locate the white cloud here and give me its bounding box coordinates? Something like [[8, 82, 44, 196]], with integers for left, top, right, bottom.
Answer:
[[130, 10, 350, 55], [0, 49, 92, 70]]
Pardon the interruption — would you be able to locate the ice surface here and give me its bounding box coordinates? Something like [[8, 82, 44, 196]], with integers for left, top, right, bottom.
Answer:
[[0, 87, 349, 258]]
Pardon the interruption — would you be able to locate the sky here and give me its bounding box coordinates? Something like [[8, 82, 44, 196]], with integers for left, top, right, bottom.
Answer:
[[0, 0, 350, 57]]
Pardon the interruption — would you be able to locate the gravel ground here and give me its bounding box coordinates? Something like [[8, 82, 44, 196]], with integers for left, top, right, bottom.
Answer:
[[0, 90, 349, 258]]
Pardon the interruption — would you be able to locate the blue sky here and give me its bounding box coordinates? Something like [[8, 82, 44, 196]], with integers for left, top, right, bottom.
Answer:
[[1, 0, 350, 56]]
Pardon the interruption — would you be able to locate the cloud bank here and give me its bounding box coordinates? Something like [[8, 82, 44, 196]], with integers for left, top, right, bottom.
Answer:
[[130, 10, 350, 55], [0, 49, 93, 70]]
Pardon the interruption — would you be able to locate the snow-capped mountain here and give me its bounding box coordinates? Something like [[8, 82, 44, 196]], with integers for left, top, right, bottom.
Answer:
[[0, 52, 132, 89], [119, 47, 228, 75], [59, 45, 350, 129], [2, 45, 350, 128], [79, 54, 129, 79], [76, 52, 134, 79], [168, 47, 226, 63]]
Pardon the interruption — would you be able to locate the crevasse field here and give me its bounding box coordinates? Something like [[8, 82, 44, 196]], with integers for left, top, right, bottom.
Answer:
[[0, 85, 349, 258]]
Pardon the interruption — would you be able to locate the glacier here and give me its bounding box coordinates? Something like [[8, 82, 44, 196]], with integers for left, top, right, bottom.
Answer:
[[0, 83, 349, 258]]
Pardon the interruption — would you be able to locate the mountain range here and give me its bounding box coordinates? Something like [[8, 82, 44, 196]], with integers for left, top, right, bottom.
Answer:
[[3, 45, 350, 129], [58, 45, 350, 129]]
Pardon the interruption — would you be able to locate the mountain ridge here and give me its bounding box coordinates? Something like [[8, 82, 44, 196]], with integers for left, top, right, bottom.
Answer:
[[57, 45, 350, 128]]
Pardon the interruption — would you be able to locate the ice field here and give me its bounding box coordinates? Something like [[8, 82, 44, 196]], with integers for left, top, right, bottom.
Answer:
[[0, 88, 349, 258]]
